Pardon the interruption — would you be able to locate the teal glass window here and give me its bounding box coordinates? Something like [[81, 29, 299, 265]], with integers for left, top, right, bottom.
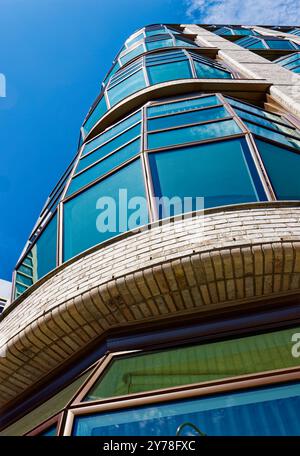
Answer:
[[67, 139, 141, 195], [147, 106, 229, 131], [63, 160, 148, 261], [226, 97, 290, 124], [120, 44, 145, 65], [233, 108, 300, 138], [82, 96, 107, 138], [147, 119, 241, 149], [40, 425, 57, 436], [215, 26, 254, 36], [15, 214, 57, 297], [78, 123, 141, 171], [245, 121, 300, 150], [147, 59, 192, 84], [82, 111, 141, 156], [289, 28, 300, 37], [247, 41, 266, 49], [126, 32, 144, 48], [146, 38, 173, 51], [145, 27, 165, 37], [265, 39, 299, 50], [149, 138, 266, 217], [72, 382, 300, 436], [194, 61, 232, 79], [236, 37, 267, 49], [174, 37, 196, 47], [256, 139, 300, 200], [107, 69, 146, 106], [275, 52, 300, 74], [102, 61, 120, 87], [148, 95, 219, 117]]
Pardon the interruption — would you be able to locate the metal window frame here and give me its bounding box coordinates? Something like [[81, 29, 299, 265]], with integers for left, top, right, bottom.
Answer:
[[63, 365, 300, 436]]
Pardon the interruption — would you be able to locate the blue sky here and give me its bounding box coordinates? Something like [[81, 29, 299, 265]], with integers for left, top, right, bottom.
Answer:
[[0, 0, 299, 281]]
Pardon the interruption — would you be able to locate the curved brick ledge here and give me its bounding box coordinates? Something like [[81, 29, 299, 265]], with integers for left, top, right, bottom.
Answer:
[[0, 202, 300, 408]]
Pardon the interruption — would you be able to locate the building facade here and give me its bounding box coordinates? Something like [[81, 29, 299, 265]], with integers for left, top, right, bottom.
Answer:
[[0, 280, 11, 315], [1, 23, 300, 436]]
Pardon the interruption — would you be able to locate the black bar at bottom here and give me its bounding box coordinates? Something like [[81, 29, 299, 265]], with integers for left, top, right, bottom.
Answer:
[[0, 437, 299, 454]]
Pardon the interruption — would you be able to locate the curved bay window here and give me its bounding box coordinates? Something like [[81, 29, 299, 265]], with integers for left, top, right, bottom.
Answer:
[[2, 323, 300, 436], [13, 93, 300, 297], [82, 50, 234, 138]]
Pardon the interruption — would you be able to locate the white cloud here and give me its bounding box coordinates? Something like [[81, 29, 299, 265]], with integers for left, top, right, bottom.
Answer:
[[185, 0, 300, 26]]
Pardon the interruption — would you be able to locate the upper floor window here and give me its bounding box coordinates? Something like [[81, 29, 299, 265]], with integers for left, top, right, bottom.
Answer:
[[236, 36, 300, 51], [275, 52, 300, 74]]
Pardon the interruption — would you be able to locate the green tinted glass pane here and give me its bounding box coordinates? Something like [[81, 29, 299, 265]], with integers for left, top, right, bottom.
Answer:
[[78, 124, 141, 171], [67, 139, 141, 195], [82, 111, 141, 156], [194, 61, 231, 79], [147, 119, 241, 149], [256, 139, 300, 200], [148, 95, 219, 117], [84, 325, 300, 401], [83, 96, 107, 137], [120, 44, 144, 65], [107, 70, 146, 106], [245, 121, 300, 150], [0, 370, 92, 436], [147, 60, 192, 84], [149, 138, 265, 214], [63, 160, 147, 261], [146, 39, 173, 50], [234, 108, 299, 138], [147, 106, 229, 131]]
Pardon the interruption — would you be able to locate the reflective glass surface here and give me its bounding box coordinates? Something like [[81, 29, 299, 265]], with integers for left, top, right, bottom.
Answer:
[[82, 96, 107, 138], [73, 382, 300, 436], [120, 44, 145, 65], [82, 111, 141, 156], [15, 214, 57, 297], [68, 139, 141, 195], [147, 119, 241, 149], [256, 139, 300, 200], [245, 121, 300, 150], [78, 123, 141, 171], [194, 61, 232, 79], [107, 69, 146, 106], [147, 59, 192, 84], [85, 325, 300, 401], [148, 95, 219, 117], [149, 138, 266, 216], [63, 160, 147, 261]]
